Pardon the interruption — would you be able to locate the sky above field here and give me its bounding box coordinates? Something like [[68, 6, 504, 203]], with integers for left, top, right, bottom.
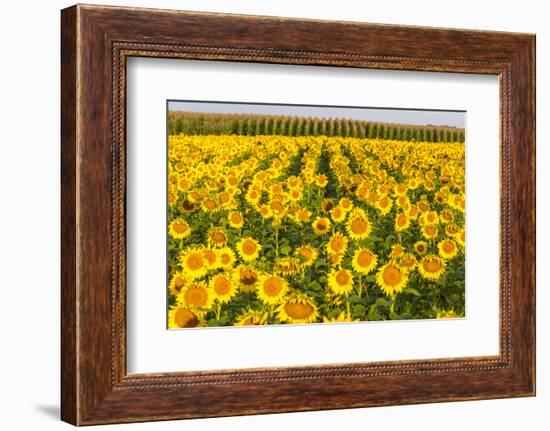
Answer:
[[168, 100, 465, 129]]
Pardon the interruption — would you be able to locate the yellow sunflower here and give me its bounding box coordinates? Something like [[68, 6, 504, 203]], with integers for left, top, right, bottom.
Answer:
[[414, 240, 428, 255], [257, 274, 288, 305], [454, 229, 465, 247], [233, 265, 260, 292], [216, 247, 236, 269], [316, 174, 328, 187], [258, 204, 273, 219], [436, 309, 463, 319], [274, 257, 300, 276], [421, 224, 439, 240], [177, 281, 213, 310], [295, 208, 311, 223], [323, 312, 358, 323], [168, 305, 203, 329], [236, 237, 261, 262], [346, 210, 372, 240], [169, 218, 191, 240], [376, 196, 393, 215], [207, 227, 228, 248], [418, 255, 446, 280], [339, 197, 353, 213], [399, 253, 418, 272], [421, 210, 440, 225], [438, 239, 459, 259], [179, 248, 208, 279], [201, 247, 218, 268], [209, 273, 237, 303], [394, 213, 411, 232], [168, 271, 190, 296], [235, 309, 268, 326], [439, 210, 454, 224], [312, 217, 331, 235], [351, 248, 378, 274], [326, 232, 348, 255], [295, 245, 318, 268], [201, 197, 219, 212], [327, 253, 343, 267], [376, 263, 408, 297], [277, 294, 319, 324], [328, 268, 354, 295], [330, 206, 347, 223], [228, 211, 244, 229], [389, 244, 405, 260]]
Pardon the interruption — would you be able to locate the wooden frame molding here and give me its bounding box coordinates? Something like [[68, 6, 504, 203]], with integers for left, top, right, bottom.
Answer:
[[61, 4, 535, 425]]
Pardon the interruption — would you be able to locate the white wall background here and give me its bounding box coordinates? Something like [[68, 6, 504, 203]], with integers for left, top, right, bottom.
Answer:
[[0, 0, 546, 429]]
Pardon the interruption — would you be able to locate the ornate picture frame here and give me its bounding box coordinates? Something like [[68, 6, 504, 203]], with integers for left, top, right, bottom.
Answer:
[[61, 4, 535, 425]]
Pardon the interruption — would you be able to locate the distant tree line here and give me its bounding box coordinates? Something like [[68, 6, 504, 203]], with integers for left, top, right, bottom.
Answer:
[[168, 111, 465, 143]]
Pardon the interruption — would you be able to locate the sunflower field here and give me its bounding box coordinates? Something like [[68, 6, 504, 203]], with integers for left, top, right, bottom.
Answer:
[[167, 131, 465, 329]]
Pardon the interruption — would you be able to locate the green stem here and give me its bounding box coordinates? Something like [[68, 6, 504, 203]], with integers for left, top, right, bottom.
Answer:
[[216, 302, 222, 321], [390, 298, 396, 316], [275, 227, 279, 258]]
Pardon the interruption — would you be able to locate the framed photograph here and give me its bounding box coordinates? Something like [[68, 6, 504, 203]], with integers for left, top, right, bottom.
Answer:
[[61, 4, 536, 425]]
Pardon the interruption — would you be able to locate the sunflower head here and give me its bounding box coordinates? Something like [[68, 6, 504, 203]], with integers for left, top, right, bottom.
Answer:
[[312, 217, 331, 235], [339, 197, 353, 212], [216, 247, 236, 269], [168, 305, 203, 329], [228, 212, 244, 229], [234, 265, 260, 292], [376, 196, 393, 215], [438, 239, 459, 259], [330, 206, 346, 223], [376, 263, 408, 298], [277, 294, 319, 324], [177, 281, 213, 311], [274, 257, 300, 276], [422, 224, 439, 240], [328, 268, 354, 296], [352, 248, 378, 275], [394, 213, 410, 232], [346, 210, 372, 240], [209, 273, 237, 303], [436, 309, 463, 319], [390, 244, 405, 259], [179, 248, 208, 279], [207, 227, 228, 248], [257, 274, 288, 305], [326, 232, 348, 255], [169, 218, 191, 240], [322, 312, 358, 323], [399, 253, 418, 271], [236, 237, 261, 262], [418, 255, 446, 280], [201, 197, 220, 212], [235, 309, 268, 326], [295, 245, 318, 268], [168, 270, 189, 296]]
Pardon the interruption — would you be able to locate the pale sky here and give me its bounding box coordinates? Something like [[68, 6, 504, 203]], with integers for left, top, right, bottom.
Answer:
[[168, 100, 465, 129]]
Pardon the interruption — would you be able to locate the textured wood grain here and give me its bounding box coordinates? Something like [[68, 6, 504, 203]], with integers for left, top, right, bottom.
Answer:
[[60, 5, 78, 425], [61, 4, 536, 426]]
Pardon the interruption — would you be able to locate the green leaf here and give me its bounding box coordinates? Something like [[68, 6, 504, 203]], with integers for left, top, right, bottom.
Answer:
[[279, 245, 292, 255], [376, 297, 388, 307], [309, 281, 322, 290], [404, 287, 422, 297], [353, 304, 366, 316]]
